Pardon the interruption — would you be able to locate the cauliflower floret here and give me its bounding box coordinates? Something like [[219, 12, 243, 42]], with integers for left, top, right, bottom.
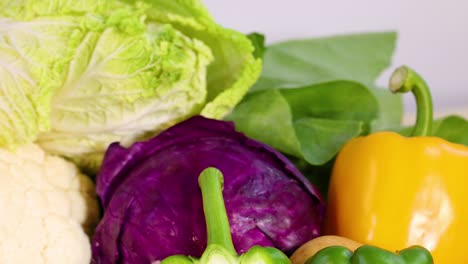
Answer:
[[0, 144, 100, 264]]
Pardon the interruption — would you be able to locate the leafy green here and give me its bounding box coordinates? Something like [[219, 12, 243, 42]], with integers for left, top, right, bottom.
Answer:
[[37, 20, 214, 169], [247, 33, 266, 59], [228, 32, 398, 167], [281, 81, 378, 122], [0, 0, 261, 173], [369, 87, 404, 131], [251, 32, 397, 92], [0, 0, 112, 19], [226, 89, 301, 157], [0, 16, 76, 146], [401, 115, 468, 145], [227, 81, 378, 165], [294, 118, 364, 165], [433, 115, 468, 145], [121, 0, 262, 118]]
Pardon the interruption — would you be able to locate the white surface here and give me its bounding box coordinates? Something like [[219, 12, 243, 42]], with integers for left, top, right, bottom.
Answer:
[[203, 0, 468, 117]]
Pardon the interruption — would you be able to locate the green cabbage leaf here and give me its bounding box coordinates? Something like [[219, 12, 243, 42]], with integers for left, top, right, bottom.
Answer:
[[0, 0, 261, 172]]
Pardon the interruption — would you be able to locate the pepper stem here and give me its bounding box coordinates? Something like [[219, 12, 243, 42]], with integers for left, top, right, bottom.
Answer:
[[389, 65, 433, 137], [198, 167, 237, 256]]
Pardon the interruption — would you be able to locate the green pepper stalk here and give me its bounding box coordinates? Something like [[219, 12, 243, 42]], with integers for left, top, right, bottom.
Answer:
[[305, 245, 433, 264], [389, 65, 433, 137], [160, 167, 291, 264]]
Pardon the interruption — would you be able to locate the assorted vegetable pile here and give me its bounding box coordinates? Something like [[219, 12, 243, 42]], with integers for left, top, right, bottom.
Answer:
[[1, 0, 467, 264]]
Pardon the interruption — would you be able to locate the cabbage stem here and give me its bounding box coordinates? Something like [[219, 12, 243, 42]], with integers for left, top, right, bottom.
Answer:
[[198, 167, 237, 256]]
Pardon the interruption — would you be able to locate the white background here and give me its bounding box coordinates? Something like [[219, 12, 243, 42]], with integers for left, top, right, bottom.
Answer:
[[203, 0, 468, 119]]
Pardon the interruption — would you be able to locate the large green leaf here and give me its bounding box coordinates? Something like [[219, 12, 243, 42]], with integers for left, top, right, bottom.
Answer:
[[252, 32, 397, 91], [369, 87, 404, 131], [294, 118, 364, 165], [281, 81, 379, 122], [433, 115, 468, 145], [225, 89, 301, 157], [227, 81, 379, 165]]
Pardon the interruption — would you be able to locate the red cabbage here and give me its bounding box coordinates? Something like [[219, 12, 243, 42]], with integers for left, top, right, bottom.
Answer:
[[91, 116, 325, 263]]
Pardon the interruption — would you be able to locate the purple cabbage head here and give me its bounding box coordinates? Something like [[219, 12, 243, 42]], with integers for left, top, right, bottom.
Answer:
[[91, 116, 325, 263]]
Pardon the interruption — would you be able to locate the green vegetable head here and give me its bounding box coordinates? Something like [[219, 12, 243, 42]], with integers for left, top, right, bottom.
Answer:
[[0, 0, 261, 172]]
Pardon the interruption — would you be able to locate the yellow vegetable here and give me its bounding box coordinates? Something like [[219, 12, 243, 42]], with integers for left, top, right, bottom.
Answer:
[[325, 66, 468, 263]]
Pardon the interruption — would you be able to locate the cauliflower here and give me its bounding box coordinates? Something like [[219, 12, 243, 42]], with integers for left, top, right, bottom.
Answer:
[[0, 144, 100, 264]]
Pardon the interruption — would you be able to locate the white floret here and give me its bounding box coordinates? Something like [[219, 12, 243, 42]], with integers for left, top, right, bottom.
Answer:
[[0, 144, 99, 264]]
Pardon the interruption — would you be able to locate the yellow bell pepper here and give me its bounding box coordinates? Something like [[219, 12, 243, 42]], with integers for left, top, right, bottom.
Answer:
[[325, 66, 468, 263]]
